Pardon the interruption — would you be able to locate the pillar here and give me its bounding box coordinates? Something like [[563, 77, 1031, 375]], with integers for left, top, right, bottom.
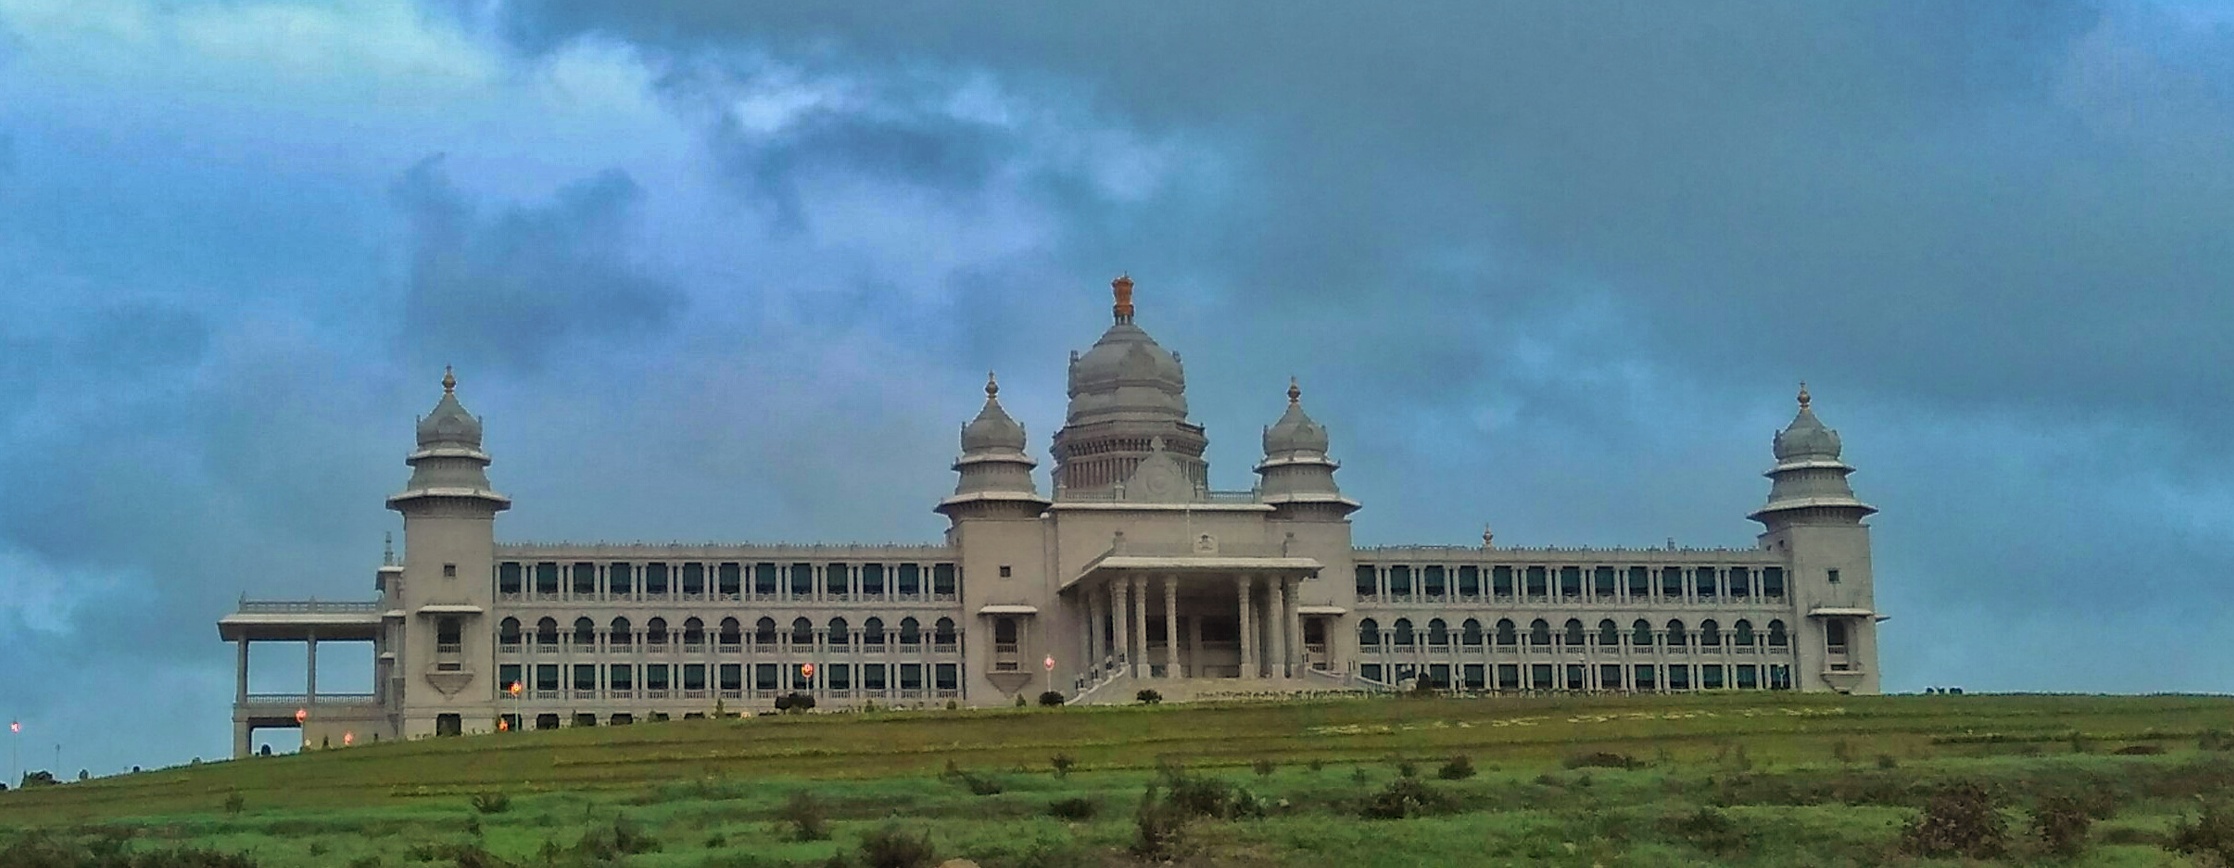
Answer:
[[1110, 580, 1128, 674], [1129, 575, 1148, 678], [1267, 579, 1288, 679], [1162, 576, 1180, 679], [1237, 577, 1256, 678], [1082, 593, 1099, 678], [1288, 578, 1306, 674], [235, 638, 250, 705], [305, 633, 318, 705]]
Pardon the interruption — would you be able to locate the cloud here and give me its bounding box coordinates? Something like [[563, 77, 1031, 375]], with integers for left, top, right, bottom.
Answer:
[[392, 155, 687, 374]]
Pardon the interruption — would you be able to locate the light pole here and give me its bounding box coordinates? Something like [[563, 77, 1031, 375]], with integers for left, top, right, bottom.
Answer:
[[9, 720, 19, 787], [1044, 655, 1055, 697]]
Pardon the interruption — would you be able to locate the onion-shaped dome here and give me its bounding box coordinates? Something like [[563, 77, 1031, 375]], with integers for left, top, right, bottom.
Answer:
[[1772, 382, 1841, 462], [1262, 378, 1329, 455], [415, 367, 484, 449], [961, 373, 1027, 453], [1065, 275, 1188, 420]]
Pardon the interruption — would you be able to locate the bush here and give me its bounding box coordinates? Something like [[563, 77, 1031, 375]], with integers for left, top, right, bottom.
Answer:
[[859, 824, 937, 868], [1252, 758, 1276, 778], [223, 792, 245, 816], [1014, 694, 1027, 707], [1038, 691, 1066, 707], [574, 815, 661, 860], [1360, 777, 1456, 820], [2169, 800, 2234, 866], [2032, 793, 2093, 859], [1307, 758, 1324, 774], [774, 692, 816, 713], [1132, 787, 1186, 860], [1048, 796, 1099, 820], [1436, 756, 1476, 780], [958, 771, 1005, 796], [1163, 769, 1236, 819], [1665, 806, 1749, 858], [469, 791, 511, 814], [2115, 744, 2166, 756], [1876, 754, 1900, 770], [2204, 729, 2234, 752], [1136, 688, 1163, 704], [1049, 752, 1076, 778], [17, 770, 56, 789], [1563, 752, 1641, 770], [778, 791, 832, 841], [1899, 781, 2007, 859]]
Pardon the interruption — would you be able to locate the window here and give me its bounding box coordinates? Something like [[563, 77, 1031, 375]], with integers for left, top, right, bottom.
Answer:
[[1827, 568, 1841, 584], [792, 617, 815, 646], [498, 562, 522, 594], [608, 563, 633, 596], [535, 617, 559, 647], [828, 663, 851, 691], [1388, 565, 1412, 595], [683, 617, 705, 646], [998, 565, 1012, 578], [1634, 664, 1657, 690], [1528, 619, 1551, 647], [932, 564, 957, 596], [444, 563, 457, 579], [718, 618, 742, 646], [1355, 565, 1377, 597], [609, 664, 633, 691], [498, 663, 520, 690], [1495, 619, 1517, 647], [1762, 567, 1786, 598], [1702, 665, 1724, 690], [572, 562, 595, 595], [1456, 566, 1480, 597], [681, 563, 705, 596], [646, 618, 669, 646], [717, 563, 741, 597], [900, 617, 921, 645], [1422, 566, 1445, 597], [1627, 567, 1650, 597], [1665, 620, 1688, 650], [1729, 567, 1751, 598], [755, 663, 778, 691], [1562, 619, 1585, 646], [863, 617, 886, 647], [898, 564, 922, 596], [863, 664, 887, 691], [684, 664, 706, 691], [1733, 620, 1755, 646], [1736, 665, 1758, 689], [1695, 567, 1718, 599], [534, 664, 559, 691], [1361, 664, 1383, 683], [534, 563, 559, 595], [1496, 663, 1520, 691], [827, 562, 851, 596], [1593, 567, 1616, 597], [1668, 665, 1691, 691], [935, 663, 958, 691], [1357, 618, 1380, 647], [1597, 619, 1620, 647], [571, 617, 595, 647], [754, 563, 779, 596], [1558, 566, 1582, 598], [828, 617, 849, 647], [646, 665, 669, 690], [1464, 663, 1486, 690], [1427, 618, 1449, 646], [1599, 664, 1623, 690], [719, 663, 742, 692], [1826, 619, 1850, 650], [1632, 619, 1654, 647], [1699, 620, 1721, 648], [754, 617, 777, 646], [573, 664, 596, 691], [436, 714, 462, 736], [1491, 566, 1514, 597], [1530, 664, 1554, 690], [1767, 619, 1788, 648], [498, 617, 522, 647], [1525, 566, 1548, 597], [900, 663, 923, 690], [933, 617, 957, 647], [861, 563, 885, 596], [1566, 664, 1586, 690], [1461, 618, 1483, 646], [1660, 567, 1684, 598], [1392, 618, 1415, 647], [644, 562, 669, 595]]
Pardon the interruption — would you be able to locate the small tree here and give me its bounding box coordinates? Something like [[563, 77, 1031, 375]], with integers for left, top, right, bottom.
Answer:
[[1436, 755, 1476, 780], [1132, 786, 1185, 860], [777, 791, 831, 842], [2031, 794, 2092, 859], [1038, 690, 1066, 707], [1136, 688, 1163, 705], [1049, 753, 1077, 778], [858, 823, 936, 868], [1900, 781, 2007, 859], [223, 791, 246, 816], [1253, 758, 1276, 778]]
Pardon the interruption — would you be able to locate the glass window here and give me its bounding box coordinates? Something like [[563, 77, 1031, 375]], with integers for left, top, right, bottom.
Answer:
[[498, 663, 521, 690], [1668, 665, 1691, 690], [534, 563, 559, 595], [681, 563, 705, 595], [719, 663, 742, 691], [717, 563, 742, 597], [1361, 663, 1383, 683], [1634, 664, 1656, 690], [1456, 565, 1480, 596], [898, 564, 922, 595], [683, 664, 706, 691], [1355, 565, 1377, 596], [932, 564, 957, 596], [1558, 567, 1582, 598], [1728, 567, 1751, 598], [790, 563, 814, 597], [646, 665, 669, 690], [828, 663, 851, 691], [609, 664, 632, 690], [1463, 663, 1486, 690], [1492, 566, 1514, 597], [754, 663, 778, 691], [827, 563, 851, 596], [1525, 566, 1548, 597], [573, 664, 596, 691], [863, 664, 886, 691], [1736, 665, 1758, 689], [1357, 618, 1380, 647], [1762, 567, 1786, 598], [899, 663, 923, 690], [645, 562, 669, 595], [1461, 618, 1483, 646], [861, 563, 885, 596], [1599, 664, 1622, 690], [572, 563, 596, 595], [534, 664, 559, 691], [498, 562, 522, 594], [1702, 665, 1724, 690], [936, 663, 958, 690], [1695, 567, 1718, 598], [754, 563, 779, 596], [1593, 567, 1616, 597], [1660, 567, 1683, 598], [1388, 565, 1412, 595], [1422, 566, 1445, 596], [608, 563, 633, 596], [1627, 567, 1649, 597]]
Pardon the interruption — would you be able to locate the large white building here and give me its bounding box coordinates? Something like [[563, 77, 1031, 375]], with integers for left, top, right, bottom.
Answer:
[[218, 276, 1884, 754]]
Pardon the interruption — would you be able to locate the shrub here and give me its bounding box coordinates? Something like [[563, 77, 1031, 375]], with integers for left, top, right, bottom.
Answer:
[[1361, 777, 1456, 820], [1394, 759, 1418, 779], [944, 699, 958, 711], [347, 856, 382, 868], [1350, 766, 1370, 784], [1132, 786, 1186, 860], [1436, 755, 1476, 780], [1163, 770, 1235, 819], [1409, 678, 1437, 698], [2169, 799, 2234, 866], [778, 791, 832, 842], [1899, 781, 2007, 859], [1252, 758, 1276, 778], [859, 824, 937, 868], [2115, 744, 2166, 756], [1307, 758, 1325, 774], [958, 771, 1005, 796], [1831, 739, 1855, 766], [774, 692, 816, 713], [1664, 806, 1748, 858], [1049, 752, 1076, 778], [1038, 691, 1066, 707], [469, 791, 511, 814], [2032, 793, 2093, 859], [1876, 754, 1900, 770], [1014, 694, 1027, 708], [1048, 796, 1099, 820], [1136, 688, 1163, 704], [1563, 752, 1641, 770], [575, 815, 661, 859], [2204, 729, 2234, 752], [223, 791, 246, 816], [704, 833, 727, 849]]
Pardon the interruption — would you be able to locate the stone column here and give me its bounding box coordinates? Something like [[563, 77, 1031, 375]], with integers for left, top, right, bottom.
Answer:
[[1113, 580, 1130, 674], [1163, 576, 1180, 679], [1267, 579, 1288, 679], [1082, 593, 1099, 679], [235, 638, 250, 705], [306, 632, 319, 705], [1129, 576, 1148, 678], [1236, 577, 1256, 678], [1285, 578, 1304, 676]]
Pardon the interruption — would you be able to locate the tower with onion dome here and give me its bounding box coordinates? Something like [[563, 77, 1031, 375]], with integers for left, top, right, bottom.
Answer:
[[939, 372, 1055, 699], [1750, 384, 1881, 694], [386, 367, 510, 738], [1255, 377, 1360, 522], [1050, 275, 1210, 502]]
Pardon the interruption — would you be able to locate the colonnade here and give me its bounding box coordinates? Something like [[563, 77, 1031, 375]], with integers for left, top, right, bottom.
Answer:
[[1082, 573, 1307, 680]]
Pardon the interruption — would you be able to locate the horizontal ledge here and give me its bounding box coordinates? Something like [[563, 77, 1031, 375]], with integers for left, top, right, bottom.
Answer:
[[976, 605, 1040, 615]]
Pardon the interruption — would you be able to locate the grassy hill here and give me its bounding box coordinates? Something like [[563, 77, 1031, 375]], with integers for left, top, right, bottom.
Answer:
[[5, 692, 2234, 866]]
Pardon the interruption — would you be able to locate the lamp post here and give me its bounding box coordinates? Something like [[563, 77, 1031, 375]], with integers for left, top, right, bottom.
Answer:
[[1044, 655, 1055, 696], [9, 721, 19, 787], [295, 707, 308, 749], [506, 681, 523, 732]]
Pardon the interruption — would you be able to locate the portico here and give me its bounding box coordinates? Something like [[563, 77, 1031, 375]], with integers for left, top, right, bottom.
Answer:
[[1068, 543, 1322, 683]]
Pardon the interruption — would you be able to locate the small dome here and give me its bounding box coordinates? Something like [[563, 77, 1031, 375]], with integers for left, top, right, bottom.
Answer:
[[415, 367, 484, 449], [1772, 383, 1842, 462], [961, 373, 1027, 453], [1262, 378, 1329, 455]]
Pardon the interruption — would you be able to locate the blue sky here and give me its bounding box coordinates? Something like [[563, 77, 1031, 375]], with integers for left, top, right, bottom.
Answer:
[[2, 1, 2232, 773]]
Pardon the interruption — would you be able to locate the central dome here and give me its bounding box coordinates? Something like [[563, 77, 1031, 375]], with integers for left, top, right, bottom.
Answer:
[[1064, 275, 1188, 424]]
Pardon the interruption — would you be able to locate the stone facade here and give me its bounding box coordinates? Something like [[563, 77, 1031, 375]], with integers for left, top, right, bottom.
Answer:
[[217, 277, 1884, 754]]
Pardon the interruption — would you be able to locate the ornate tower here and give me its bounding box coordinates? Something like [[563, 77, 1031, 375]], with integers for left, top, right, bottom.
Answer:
[[385, 368, 511, 736], [1749, 384, 1881, 694], [937, 372, 1052, 522], [938, 373, 1052, 701], [1254, 378, 1359, 522], [1049, 276, 1210, 500]]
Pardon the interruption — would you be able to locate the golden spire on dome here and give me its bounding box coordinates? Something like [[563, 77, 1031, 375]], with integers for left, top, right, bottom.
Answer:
[[1112, 273, 1135, 322], [985, 371, 999, 399], [442, 366, 456, 395], [1797, 381, 1810, 409], [1287, 376, 1301, 405]]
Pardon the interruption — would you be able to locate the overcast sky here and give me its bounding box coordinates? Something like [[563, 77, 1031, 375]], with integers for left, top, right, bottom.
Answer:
[[3, 1, 2232, 773]]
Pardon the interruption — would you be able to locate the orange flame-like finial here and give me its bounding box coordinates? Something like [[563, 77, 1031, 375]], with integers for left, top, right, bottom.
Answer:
[[1112, 274, 1135, 322]]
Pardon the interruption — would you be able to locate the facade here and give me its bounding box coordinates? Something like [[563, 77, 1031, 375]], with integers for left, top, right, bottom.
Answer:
[[218, 276, 1884, 754]]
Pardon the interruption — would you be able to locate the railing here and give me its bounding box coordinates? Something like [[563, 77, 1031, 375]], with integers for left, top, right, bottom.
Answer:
[[437, 642, 462, 654], [240, 693, 378, 706], [1101, 540, 1295, 559], [236, 598, 382, 614]]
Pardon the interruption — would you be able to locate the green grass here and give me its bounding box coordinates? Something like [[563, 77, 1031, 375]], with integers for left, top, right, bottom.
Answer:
[[5, 692, 2233, 866]]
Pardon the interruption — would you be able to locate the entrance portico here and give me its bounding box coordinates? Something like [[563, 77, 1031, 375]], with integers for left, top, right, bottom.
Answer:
[[1068, 539, 1323, 684]]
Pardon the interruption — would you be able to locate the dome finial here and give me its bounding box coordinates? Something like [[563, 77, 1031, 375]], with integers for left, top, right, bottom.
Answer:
[[1112, 273, 1135, 323], [985, 371, 999, 399], [442, 366, 457, 395], [1287, 376, 1301, 405], [1796, 381, 1810, 409]]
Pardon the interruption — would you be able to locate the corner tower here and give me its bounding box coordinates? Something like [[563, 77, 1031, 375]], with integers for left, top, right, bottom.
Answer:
[[1254, 378, 1359, 521], [938, 373, 1053, 702], [385, 368, 511, 737], [1749, 384, 1881, 694], [1050, 275, 1209, 499]]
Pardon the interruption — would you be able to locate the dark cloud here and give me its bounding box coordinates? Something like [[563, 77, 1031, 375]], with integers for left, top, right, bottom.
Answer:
[[393, 156, 687, 374]]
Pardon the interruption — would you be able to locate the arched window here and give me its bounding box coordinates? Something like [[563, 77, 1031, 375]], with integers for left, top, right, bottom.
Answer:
[[791, 617, 815, 646], [863, 617, 886, 647], [1632, 618, 1654, 647], [1767, 619, 1788, 647], [1562, 618, 1585, 646], [572, 617, 596, 647], [1733, 619, 1755, 646], [609, 617, 632, 647], [1598, 619, 1620, 647], [498, 617, 522, 647], [1357, 618, 1381, 647], [718, 617, 742, 646], [682, 617, 705, 645], [1427, 618, 1450, 646], [934, 617, 958, 646], [1665, 619, 1688, 649], [1528, 618, 1551, 647], [1699, 619, 1722, 648], [754, 617, 777, 645], [645, 617, 668, 645], [1392, 618, 1416, 646], [828, 617, 850, 647], [1495, 618, 1518, 647], [1461, 618, 1484, 646], [900, 617, 922, 644], [536, 617, 559, 647]]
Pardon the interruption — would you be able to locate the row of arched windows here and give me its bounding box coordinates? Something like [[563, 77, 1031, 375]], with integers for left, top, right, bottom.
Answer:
[[496, 615, 959, 650], [1357, 616, 1787, 650]]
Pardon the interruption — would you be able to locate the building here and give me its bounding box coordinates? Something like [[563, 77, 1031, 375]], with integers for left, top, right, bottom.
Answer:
[[217, 276, 1884, 754]]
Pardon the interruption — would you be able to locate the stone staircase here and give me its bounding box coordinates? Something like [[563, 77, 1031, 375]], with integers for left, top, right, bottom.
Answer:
[[1068, 668, 1385, 706]]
